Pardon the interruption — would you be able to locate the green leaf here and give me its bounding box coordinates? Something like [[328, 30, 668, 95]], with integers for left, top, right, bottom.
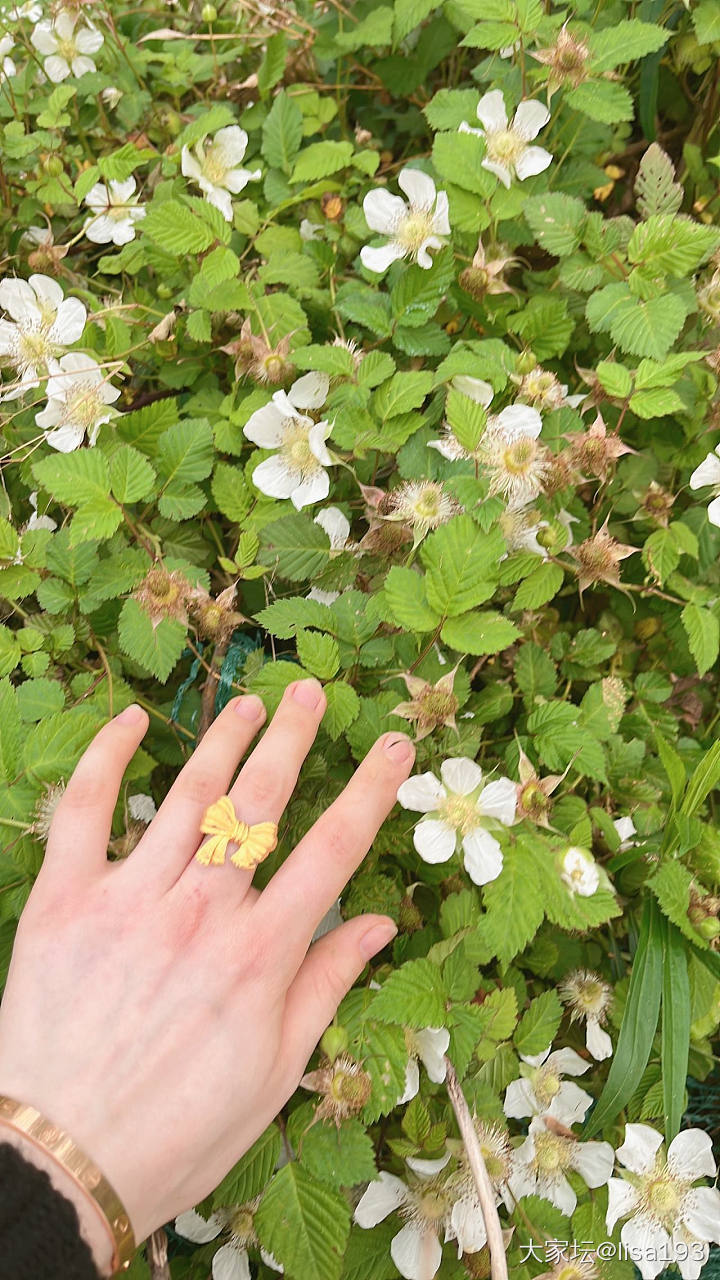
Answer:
[[441, 610, 520, 655], [584, 896, 663, 1136], [431, 131, 495, 197], [23, 709, 99, 783], [473, 841, 545, 967], [323, 680, 360, 740], [507, 296, 573, 361], [336, 5, 394, 50], [369, 957, 447, 1028], [588, 19, 668, 72], [444, 388, 487, 453], [33, 451, 121, 546], [635, 143, 683, 219], [300, 1119, 376, 1188], [372, 371, 433, 420], [679, 738, 720, 817], [255, 1164, 350, 1280], [394, 0, 442, 41], [681, 603, 719, 676], [117, 599, 186, 682], [654, 730, 686, 810], [255, 597, 334, 639], [523, 193, 587, 257], [693, 0, 720, 44], [109, 445, 156, 504], [627, 214, 720, 276], [511, 562, 564, 612], [660, 917, 690, 1142], [363, 1023, 409, 1122], [261, 513, 331, 581], [384, 567, 440, 633], [257, 30, 287, 95], [142, 200, 216, 254], [586, 283, 688, 361], [566, 78, 634, 124], [424, 88, 481, 132], [211, 462, 251, 523], [212, 1124, 282, 1205], [296, 630, 340, 680], [514, 990, 563, 1057], [291, 141, 354, 184], [156, 418, 214, 521], [597, 361, 633, 399], [648, 859, 703, 946], [421, 516, 502, 617]]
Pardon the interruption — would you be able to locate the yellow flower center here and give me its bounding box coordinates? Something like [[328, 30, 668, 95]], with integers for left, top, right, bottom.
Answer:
[[488, 129, 524, 166], [396, 208, 435, 254], [441, 792, 479, 836], [227, 1207, 255, 1245], [203, 144, 230, 186], [502, 437, 536, 475], [56, 35, 77, 61], [64, 381, 104, 430], [281, 422, 320, 477], [646, 1175, 682, 1219], [18, 327, 53, 366], [533, 1066, 561, 1108], [533, 1130, 570, 1173]]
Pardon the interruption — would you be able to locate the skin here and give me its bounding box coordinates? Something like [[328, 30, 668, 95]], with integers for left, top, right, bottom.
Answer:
[[0, 678, 416, 1274]]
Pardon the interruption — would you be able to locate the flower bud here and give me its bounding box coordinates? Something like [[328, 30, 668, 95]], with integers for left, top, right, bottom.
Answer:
[[201, 2, 217, 19], [320, 1025, 349, 1061]]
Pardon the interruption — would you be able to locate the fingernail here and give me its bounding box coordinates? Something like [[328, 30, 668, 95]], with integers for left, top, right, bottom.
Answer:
[[117, 703, 144, 725], [360, 919, 398, 960], [291, 678, 324, 710], [235, 695, 264, 721], [384, 733, 414, 763]]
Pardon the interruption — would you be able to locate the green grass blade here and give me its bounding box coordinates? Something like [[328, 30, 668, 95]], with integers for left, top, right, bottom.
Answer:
[[661, 917, 690, 1142], [680, 739, 720, 817], [584, 896, 663, 1137]]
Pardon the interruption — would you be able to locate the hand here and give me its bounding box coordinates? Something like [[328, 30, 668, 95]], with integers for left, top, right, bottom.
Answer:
[[0, 680, 415, 1267]]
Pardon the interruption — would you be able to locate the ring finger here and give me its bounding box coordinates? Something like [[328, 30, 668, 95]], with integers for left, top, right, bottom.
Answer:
[[176, 677, 327, 900]]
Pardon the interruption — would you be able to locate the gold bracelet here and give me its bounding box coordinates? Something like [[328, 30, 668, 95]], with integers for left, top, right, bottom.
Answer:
[[0, 1094, 136, 1274]]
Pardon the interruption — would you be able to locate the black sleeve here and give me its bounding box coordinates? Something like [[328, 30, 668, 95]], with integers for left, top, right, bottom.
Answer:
[[0, 1140, 103, 1279]]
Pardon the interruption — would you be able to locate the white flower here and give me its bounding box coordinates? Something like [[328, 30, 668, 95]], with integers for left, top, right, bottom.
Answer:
[[14, 491, 57, 563], [386, 480, 462, 544], [508, 1116, 614, 1217], [689, 445, 720, 526], [561, 846, 600, 897], [504, 1045, 593, 1125], [0, 33, 15, 78], [429, 392, 548, 506], [306, 507, 348, 603], [361, 167, 450, 273], [101, 85, 122, 108], [559, 969, 613, 1062], [460, 90, 553, 188], [614, 815, 636, 850], [31, 13, 103, 82], [181, 126, 261, 223], [35, 352, 120, 451], [175, 1204, 283, 1280], [299, 218, 323, 241], [399, 1027, 450, 1104], [449, 374, 494, 404], [355, 1154, 487, 1279], [243, 371, 335, 510], [397, 757, 516, 887], [513, 366, 585, 411], [0, 273, 86, 400], [499, 501, 548, 558], [128, 793, 156, 824], [607, 1123, 720, 1280], [83, 178, 145, 246], [6, 0, 42, 18]]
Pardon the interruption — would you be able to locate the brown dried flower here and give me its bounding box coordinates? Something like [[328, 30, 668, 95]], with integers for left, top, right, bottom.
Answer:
[[221, 318, 294, 385], [569, 521, 637, 595], [459, 237, 517, 300], [392, 667, 459, 741], [533, 24, 591, 95], [567, 412, 636, 481], [134, 566, 193, 628], [300, 1053, 372, 1126]]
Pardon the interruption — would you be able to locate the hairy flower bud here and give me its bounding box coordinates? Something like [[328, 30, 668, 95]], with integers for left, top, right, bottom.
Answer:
[[300, 1053, 372, 1125], [134, 567, 193, 628]]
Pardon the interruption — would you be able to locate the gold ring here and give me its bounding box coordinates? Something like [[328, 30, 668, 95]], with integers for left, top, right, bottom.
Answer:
[[196, 795, 278, 869]]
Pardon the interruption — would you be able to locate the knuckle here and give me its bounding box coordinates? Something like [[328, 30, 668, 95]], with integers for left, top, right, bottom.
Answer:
[[57, 774, 107, 815], [181, 769, 224, 809], [238, 765, 285, 812]]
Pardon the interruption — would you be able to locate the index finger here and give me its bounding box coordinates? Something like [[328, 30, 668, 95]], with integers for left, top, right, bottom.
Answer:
[[252, 732, 415, 973]]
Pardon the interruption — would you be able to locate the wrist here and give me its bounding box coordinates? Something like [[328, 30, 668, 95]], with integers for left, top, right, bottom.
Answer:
[[0, 1119, 114, 1277]]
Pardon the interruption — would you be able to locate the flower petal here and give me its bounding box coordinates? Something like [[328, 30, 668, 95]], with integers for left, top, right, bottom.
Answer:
[[478, 777, 516, 826], [606, 1176, 640, 1233], [482, 158, 513, 187], [707, 494, 720, 526], [50, 297, 87, 345], [251, 454, 297, 500], [617, 1123, 664, 1175], [476, 89, 508, 132], [390, 1223, 442, 1280], [548, 1081, 594, 1126], [212, 1242, 251, 1280], [288, 370, 329, 411], [450, 1196, 487, 1255], [414, 818, 457, 865], [586, 1018, 613, 1060], [399, 1057, 420, 1105], [546, 1047, 590, 1077], [433, 190, 450, 236], [174, 1209, 223, 1243], [538, 1171, 576, 1216], [355, 1172, 409, 1227], [620, 1217, 671, 1280], [315, 505, 350, 548], [308, 420, 333, 466], [44, 54, 70, 82], [0, 277, 40, 323], [45, 423, 86, 452], [290, 468, 329, 510], [414, 1027, 450, 1082], [462, 828, 503, 885], [494, 403, 542, 439], [571, 1140, 615, 1188], [406, 1154, 451, 1177], [680, 1186, 720, 1243], [690, 452, 720, 489], [397, 772, 445, 813], [363, 188, 407, 234], [441, 756, 483, 796], [515, 146, 553, 180], [243, 400, 285, 447], [512, 99, 551, 140], [503, 1077, 537, 1119], [398, 167, 437, 209], [668, 1128, 717, 1181], [451, 375, 493, 406], [360, 241, 406, 273], [260, 1247, 284, 1273]]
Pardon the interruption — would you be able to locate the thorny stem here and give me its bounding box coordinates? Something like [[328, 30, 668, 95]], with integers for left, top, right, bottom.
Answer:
[[444, 1058, 508, 1280]]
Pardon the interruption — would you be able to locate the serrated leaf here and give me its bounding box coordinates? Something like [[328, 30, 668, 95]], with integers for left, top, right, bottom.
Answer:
[[523, 193, 587, 257], [255, 1163, 350, 1280], [422, 516, 502, 617], [635, 143, 683, 219], [291, 141, 354, 184], [109, 445, 156, 504], [514, 990, 563, 1056], [424, 88, 481, 132], [511, 562, 564, 612], [628, 213, 720, 276], [566, 78, 634, 124], [257, 30, 286, 95], [117, 599, 186, 682], [431, 130, 495, 197], [255, 597, 334, 639], [588, 19, 667, 72], [261, 513, 331, 581], [474, 842, 545, 966], [384, 567, 440, 633], [323, 680, 360, 740], [363, 1023, 409, 1122], [692, 0, 720, 43], [211, 461, 251, 523], [369, 958, 446, 1028], [296, 629, 340, 680], [441, 610, 520, 656], [586, 283, 688, 361], [142, 200, 216, 254], [300, 1119, 376, 1188], [212, 1124, 282, 1205], [681, 603, 719, 676], [23, 709, 99, 783]]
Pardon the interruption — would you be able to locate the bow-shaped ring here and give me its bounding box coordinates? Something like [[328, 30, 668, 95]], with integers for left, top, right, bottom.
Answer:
[[195, 796, 278, 869]]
